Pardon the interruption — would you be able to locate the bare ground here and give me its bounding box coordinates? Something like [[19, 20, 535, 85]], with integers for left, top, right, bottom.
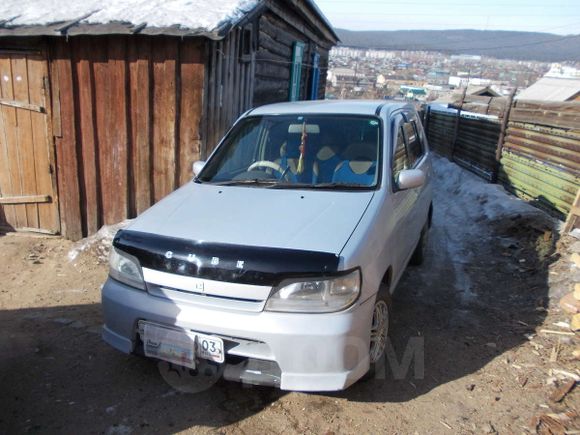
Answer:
[[1, 161, 579, 434]]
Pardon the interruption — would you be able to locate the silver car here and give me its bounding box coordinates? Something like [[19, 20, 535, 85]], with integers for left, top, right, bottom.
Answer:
[[102, 100, 433, 391]]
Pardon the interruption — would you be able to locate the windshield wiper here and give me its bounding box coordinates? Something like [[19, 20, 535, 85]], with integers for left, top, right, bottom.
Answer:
[[211, 179, 280, 187], [301, 182, 370, 190], [209, 180, 372, 190], [270, 182, 371, 190]]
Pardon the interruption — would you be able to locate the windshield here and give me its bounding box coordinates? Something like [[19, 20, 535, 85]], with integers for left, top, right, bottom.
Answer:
[[198, 115, 382, 189]]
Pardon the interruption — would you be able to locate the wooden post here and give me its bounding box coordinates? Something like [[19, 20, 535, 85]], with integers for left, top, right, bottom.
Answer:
[[564, 188, 580, 233], [492, 88, 516, 183], [450, 88, 466, 161]]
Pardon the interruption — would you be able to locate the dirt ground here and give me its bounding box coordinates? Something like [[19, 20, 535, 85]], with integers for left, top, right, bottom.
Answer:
[[1, 159, 579, 434]]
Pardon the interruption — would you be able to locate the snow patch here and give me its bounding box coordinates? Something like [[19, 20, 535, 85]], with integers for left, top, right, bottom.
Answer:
[[68, 220, 132, 263], [433, 156, 552, 224], [0, 0, 258, 31], [431, 156, 555, 304]]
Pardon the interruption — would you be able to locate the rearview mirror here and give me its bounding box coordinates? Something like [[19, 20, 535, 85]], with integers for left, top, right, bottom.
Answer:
[[288, 124, 320, 134], [192, 161, 206, 177], [397, 169, 425, 190]]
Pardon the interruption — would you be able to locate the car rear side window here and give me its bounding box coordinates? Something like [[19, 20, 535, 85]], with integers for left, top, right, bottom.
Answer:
[[392, 126, 409, 183], [402, 121, 424, 167]]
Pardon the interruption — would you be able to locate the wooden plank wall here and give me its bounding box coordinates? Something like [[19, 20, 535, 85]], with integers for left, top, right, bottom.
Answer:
[[426, 110, 456, 158], [197, 2, 335, 157], [499, 100, 580, 219], [203, 28, 256, 156], [50, 36, 204, 240], [253, 8, 331, 107], [427, 100, 580, 220], [426, 109, 501, 180]]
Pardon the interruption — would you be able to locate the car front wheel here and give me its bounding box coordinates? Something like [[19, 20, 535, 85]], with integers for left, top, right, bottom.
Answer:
[[366, 286, 392, 379]]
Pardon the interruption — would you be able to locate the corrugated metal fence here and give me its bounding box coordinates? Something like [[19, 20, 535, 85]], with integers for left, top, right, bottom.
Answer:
[[426, 100, 580, 221]]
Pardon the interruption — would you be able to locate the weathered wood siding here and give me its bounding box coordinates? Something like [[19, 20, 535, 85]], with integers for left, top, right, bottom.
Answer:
[[203, 28, 256, 157], [50, 36, 204, 239], [253, 5, 331, 107], [202, 4, 334, 157], [427, 100, 580, 220], [499, 100, 580, 218], [426, 109, 501, 180]]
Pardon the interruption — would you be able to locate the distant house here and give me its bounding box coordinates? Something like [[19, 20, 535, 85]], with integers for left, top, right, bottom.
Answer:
[[516, 77, 580, 102], [0, 0, 338, 239]]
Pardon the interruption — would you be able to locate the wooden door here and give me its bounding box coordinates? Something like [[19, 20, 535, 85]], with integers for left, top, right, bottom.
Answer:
[[0, 49, 59, 234]]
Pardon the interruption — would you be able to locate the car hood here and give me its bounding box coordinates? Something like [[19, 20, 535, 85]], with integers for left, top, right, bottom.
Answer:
[[128, 182, 374, 255]]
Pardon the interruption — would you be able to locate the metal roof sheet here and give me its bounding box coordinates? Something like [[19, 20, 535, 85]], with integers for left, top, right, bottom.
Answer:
[[516, 77, 580, 102]]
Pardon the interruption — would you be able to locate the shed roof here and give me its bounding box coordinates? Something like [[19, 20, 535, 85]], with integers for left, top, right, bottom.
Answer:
[[467, 85, 501, 97], [516, 77, 580, 102], [0, 0, 338, 41]]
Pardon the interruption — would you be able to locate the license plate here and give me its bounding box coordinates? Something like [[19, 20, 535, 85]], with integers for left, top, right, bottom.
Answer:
[[142, 323, 224, 367]]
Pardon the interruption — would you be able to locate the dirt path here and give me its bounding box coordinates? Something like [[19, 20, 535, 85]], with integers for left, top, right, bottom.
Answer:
[[1, 158, 578, 434]]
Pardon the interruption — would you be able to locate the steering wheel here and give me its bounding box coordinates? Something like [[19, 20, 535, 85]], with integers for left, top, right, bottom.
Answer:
[[247, 160, 290, 180]]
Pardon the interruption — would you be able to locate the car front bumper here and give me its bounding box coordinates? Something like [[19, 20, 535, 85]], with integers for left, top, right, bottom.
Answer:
[[101, 277, 373, 391]]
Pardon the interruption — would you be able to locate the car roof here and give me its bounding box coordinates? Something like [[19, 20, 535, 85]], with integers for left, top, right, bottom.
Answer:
[[248, 100, 414, 117]]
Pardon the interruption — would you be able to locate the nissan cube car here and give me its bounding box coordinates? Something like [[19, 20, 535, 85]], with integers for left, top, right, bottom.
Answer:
[[102, 100, 433, 391]]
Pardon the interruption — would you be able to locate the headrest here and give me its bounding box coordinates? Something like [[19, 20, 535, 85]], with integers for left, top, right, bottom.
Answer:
[[316, 146, 337, 161], [349, 161, 375, 174], [342, 142, 377, 161]]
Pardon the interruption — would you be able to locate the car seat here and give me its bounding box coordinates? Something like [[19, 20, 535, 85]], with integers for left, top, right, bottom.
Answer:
[[332, 160, 377, 185], [332, 141, 377, 185], [278, 133, 316, 182], [313, 146, 342, 183]]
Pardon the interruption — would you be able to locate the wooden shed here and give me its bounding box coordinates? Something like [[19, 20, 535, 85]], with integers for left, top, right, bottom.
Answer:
[[0, 0, 338, 239]]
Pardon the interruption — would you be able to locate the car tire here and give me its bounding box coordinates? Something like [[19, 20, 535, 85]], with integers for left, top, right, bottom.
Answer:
[[365, 285, 392, 380], [409, 221, 429, 266]]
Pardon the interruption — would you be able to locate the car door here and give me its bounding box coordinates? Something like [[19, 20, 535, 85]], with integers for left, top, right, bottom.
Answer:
[[388, 113, 416, 277], [401, 112, 429, 249]]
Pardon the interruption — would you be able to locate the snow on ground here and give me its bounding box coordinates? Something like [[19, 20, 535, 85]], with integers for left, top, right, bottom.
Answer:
[[68, 219, 132, 264], [0, 0, 258, 30], [433, 155, 554, 226], [428, 155, 556, 304]]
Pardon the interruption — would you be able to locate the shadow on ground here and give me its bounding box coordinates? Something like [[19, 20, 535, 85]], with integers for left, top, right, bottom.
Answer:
[[340, 210, 557, 403], [0, 207, 557, 432], [0, 302, 285, 433]]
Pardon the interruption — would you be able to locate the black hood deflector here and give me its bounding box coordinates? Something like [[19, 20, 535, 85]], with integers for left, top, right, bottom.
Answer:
[[113, 230, 340, 286]]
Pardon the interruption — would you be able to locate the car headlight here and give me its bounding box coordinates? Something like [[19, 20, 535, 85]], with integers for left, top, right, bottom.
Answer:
[[109, 247, 145, 290], [265, 269, 360, 313]]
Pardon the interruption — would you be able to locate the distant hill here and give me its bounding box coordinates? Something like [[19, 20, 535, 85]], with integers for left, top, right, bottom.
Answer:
[[335, 29, 580, 62]]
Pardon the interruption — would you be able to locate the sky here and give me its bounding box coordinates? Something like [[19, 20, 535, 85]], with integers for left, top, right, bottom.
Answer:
[[313, 0, 580, 35]]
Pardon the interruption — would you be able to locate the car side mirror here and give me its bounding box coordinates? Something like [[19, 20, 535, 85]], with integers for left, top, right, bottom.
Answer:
[[192, 160, 206, 177], [397, 169, 425, 190]]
